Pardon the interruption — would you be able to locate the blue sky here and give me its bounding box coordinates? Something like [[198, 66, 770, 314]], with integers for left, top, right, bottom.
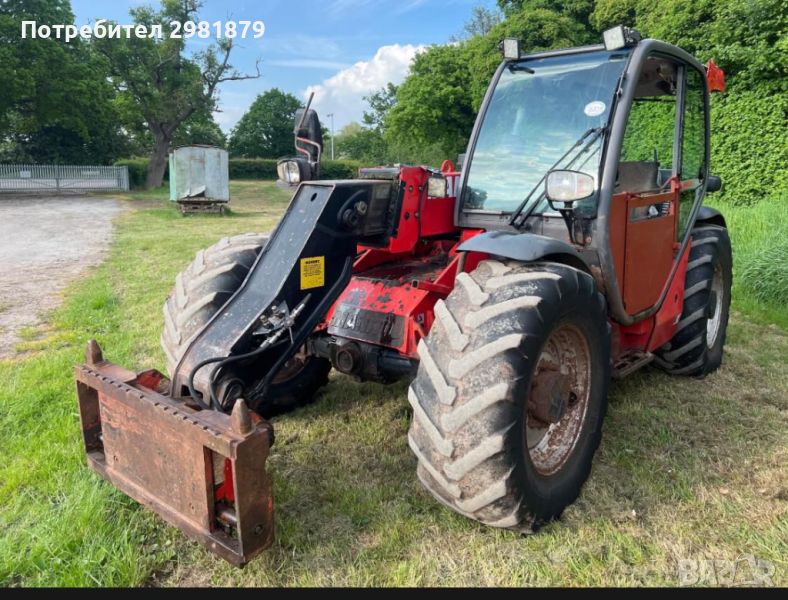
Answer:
[[70, 0, 495, 133]]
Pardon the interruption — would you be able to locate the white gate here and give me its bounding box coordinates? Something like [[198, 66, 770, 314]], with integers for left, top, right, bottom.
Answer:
[[0, 164, 130, 193]]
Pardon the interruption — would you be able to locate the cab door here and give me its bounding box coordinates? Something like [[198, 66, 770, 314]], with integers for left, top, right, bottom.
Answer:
[[610, 54, 707, 316]]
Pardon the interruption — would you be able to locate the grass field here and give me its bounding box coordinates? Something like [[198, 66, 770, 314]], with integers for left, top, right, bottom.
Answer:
[[1, 181, 785, 586]]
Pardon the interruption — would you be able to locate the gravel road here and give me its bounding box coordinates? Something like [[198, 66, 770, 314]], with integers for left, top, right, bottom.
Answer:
[[0, 196, 123, 358]]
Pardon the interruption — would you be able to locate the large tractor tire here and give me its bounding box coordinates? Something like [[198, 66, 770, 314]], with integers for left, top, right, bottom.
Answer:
[[161, 232, 331, 417], [654, 225, 732, 377], [408, 260, 610, 532]]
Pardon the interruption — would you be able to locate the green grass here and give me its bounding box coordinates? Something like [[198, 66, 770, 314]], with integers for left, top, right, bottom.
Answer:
[[707, 196, 788, 328], [1, 183, 786, 586]]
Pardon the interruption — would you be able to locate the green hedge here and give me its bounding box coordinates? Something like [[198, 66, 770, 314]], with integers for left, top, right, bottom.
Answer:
[[228, 158, 278, 179], [116, 157, 363, 188], [114, 158, 165, 188], [320, 159, 363, 179], [710, 91, 788, 206], [229, 158, 362, 180]]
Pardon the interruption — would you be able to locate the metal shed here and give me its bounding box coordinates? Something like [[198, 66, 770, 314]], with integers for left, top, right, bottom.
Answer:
[[169, 145, 229, 213]]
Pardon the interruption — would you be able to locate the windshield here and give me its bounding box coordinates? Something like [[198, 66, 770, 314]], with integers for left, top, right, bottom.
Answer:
[[462, 50, 630, 215]]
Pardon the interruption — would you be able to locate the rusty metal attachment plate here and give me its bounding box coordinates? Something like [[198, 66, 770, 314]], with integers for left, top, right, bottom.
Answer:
[[75, 341, 274, 566]]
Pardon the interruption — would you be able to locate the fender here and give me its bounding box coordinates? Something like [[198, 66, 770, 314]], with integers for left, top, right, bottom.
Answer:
[[458, 231, 589, 272], [695, 206, 726, 228]]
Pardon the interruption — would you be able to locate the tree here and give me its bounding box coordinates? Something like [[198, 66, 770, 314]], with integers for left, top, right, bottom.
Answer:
[[173, 109, 226, 148], [453, 5, 502, 41], [362, 83, 398, 130], [497, 0, 595, 26], [111, 93, 226, 158], [464, 6, 589, 108], [384, 3, 590, 163], [386, 44, 476, 163], [322, 84, 397, 163], [332, 122, 383, 162], [0, 0, 127, 164], [227, 89, 302, 158], [93, 0, 258, 188]]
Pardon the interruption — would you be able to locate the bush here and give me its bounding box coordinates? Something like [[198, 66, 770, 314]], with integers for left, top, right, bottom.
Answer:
[[710, 91, 788, 206], [115, 157, 364, 187], [319, 159, 363, 179], [228, 158, 278, 179], [114, 158, 161, 188], [115, 158, 363, 188], [228, 158, 362, 180]]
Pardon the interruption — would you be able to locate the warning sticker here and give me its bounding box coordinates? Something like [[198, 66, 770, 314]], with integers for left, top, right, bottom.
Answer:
[[300, 256, 325, 290]]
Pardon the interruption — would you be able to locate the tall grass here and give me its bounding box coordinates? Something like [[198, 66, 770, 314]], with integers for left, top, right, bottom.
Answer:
[[706, 196, 788, 327]]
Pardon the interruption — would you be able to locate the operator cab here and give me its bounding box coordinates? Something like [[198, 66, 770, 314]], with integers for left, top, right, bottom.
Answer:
[[456, 27, 721, 322]]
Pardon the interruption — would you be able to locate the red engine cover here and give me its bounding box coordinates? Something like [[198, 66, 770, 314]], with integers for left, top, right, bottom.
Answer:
[[321, 165, 485, 357]]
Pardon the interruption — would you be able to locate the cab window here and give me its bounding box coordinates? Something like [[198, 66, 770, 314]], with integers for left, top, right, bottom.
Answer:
[[618, 56, 679, 194], [678, 67, 707, 238]]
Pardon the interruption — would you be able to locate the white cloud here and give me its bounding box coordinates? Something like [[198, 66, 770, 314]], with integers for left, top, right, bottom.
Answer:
[[214, 105, 247, 133], [305, 44, 424, 130]]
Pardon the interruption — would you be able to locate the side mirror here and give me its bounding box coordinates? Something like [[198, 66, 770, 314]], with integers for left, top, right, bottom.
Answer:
[[545, 170, 595, 204], [706, 175, 723, 193], [276, 157, 311, 185]]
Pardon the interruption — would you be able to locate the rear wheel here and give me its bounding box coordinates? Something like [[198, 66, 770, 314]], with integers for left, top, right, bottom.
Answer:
[[654, 225, 732, 376], [408, 260, 610, 531], [161, 233, 331, 417]]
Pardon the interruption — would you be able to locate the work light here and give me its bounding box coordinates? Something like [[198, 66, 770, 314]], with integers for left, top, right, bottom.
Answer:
[[603, 25, 642, 51], [501, 38, 520, 60]]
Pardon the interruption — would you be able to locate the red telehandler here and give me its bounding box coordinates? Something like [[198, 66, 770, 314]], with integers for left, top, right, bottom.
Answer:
[[76, 27, 731, 565]]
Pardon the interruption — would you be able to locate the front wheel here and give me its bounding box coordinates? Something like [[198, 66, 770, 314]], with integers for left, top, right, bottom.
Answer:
[[161, 233, 331, 417], [408, 260, 610, 531]]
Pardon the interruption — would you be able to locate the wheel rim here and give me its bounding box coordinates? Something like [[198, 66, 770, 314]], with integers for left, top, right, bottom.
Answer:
[[706, 261, 724, 349], [271, 352, 307, 384], [525, 322, 592, 477]]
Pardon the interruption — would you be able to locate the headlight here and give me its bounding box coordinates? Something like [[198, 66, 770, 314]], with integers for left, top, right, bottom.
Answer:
[[545, 170, 595, 203], [277, 159, 307, 184], [427, 175, 448, 198]]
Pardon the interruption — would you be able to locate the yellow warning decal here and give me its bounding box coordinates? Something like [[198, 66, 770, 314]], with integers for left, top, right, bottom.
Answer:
[[300, 256, 325, 290]]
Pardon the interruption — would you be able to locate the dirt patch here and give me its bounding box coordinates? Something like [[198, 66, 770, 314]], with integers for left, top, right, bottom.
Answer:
[[0, 195, 124, 358]]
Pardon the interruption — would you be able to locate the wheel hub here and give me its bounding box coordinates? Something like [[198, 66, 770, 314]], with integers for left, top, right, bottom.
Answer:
[[272, 350, 308, 384], [528, 366, 571, 425], [525, 322, 592, 476]]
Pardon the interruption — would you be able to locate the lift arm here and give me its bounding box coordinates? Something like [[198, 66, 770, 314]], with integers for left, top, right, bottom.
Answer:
[[74, 178, 401, 565]]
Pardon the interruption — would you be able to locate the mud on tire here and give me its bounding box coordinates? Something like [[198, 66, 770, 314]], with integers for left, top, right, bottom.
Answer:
[[654, 225, 732, 377], [408, 260, 610, 532], [161, 232, 330, 416]]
